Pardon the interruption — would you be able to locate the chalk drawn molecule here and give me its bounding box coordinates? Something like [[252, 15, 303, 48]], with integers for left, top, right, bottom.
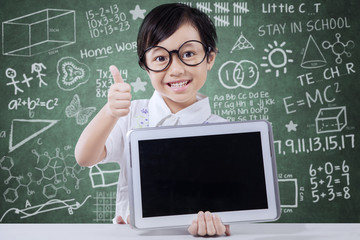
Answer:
[[322, 33, 355, 64], [1, 148, 86, 203], [1, 156, 34, 203]]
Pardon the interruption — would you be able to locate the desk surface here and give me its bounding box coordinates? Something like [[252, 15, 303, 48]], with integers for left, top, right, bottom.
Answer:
[[1, 224, 360, 240]]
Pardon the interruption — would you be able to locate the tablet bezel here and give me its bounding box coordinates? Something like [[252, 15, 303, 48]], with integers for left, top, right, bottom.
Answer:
[[127, 120, 280, 229]]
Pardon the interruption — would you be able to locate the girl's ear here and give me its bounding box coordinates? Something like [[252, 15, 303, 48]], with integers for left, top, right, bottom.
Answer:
[[206, 49, 217, 71]]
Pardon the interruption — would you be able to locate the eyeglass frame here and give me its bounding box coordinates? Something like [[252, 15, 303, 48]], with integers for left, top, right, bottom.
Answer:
[[139, 40, 213, 72]]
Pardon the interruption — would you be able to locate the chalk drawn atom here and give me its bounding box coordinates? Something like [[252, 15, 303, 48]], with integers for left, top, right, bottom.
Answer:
[[322, 33, 355, 64]]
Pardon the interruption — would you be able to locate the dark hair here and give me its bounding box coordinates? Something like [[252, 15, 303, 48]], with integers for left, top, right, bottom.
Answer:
[[137, 3, 217, 68]]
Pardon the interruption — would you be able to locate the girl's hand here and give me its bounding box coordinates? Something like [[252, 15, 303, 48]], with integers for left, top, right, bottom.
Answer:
[[188, 211, 231, 236], [115, 215, 131, 224], [107, 65, 132, 119]]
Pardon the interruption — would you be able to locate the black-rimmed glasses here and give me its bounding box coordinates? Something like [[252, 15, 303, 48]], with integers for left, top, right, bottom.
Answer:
[[139, 40, 211, 72]]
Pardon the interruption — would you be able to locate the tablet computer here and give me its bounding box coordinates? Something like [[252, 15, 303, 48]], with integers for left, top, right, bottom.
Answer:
[[127, 120, 280, 229]]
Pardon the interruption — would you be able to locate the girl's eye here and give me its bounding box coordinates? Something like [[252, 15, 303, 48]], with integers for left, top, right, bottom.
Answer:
[[155, 56, 167, 62], [182, 52, 194, 58]]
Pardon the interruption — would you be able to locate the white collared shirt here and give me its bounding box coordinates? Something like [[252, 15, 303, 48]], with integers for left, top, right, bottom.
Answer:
[[102, 90, 226, 222]]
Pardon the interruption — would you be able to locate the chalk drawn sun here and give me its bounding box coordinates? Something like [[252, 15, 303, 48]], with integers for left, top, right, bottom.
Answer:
[[261, 41, 293, 77]]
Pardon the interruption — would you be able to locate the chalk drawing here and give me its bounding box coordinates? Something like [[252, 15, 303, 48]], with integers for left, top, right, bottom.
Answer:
[[93, 191, 116, 222], [214, 2, 229, 14], [316, 106, 347, 134], [129, 5, 146, 20], [301, 35, 327, 69], [322, 33, 355, 64], [1, 148, 86, 204], [31, 63, 48, 87], [1, 156, 34, 203], [233, 2, 249, 14], [89, 163, 120, 188], [9, 119, 59, 153], [261, 41, 293, 78], [57, 57, 90, 91], [278, 179, 298, 208], [5, 68, 24, 95], [218, 60, 259, 89], [32, 148, 86, 195], [130, 77, 147, 92], [65, 94, 96, 125], [230, 32, 254, 53], [285, 120, 298, 132], [214, 15, 230, 27], [197, 2, 212, 14], [0, 196, 91, 222], [2, 9, 76, 57], [233, 15, 242, 27]]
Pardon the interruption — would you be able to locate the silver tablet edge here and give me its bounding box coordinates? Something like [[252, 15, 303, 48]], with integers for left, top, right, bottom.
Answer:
[[266, 120, 282, 221], [126, 130, 137, 228]]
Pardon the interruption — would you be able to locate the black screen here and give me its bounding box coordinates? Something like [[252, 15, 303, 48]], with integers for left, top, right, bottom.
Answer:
[[138, 132, 268, 217]]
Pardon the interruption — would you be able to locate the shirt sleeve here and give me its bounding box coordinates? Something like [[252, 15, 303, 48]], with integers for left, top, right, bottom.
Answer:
[[101, 115, 129, 164]]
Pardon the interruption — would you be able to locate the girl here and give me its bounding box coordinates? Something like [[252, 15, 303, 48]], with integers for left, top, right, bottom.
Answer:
[[75, 3, 230, 236]]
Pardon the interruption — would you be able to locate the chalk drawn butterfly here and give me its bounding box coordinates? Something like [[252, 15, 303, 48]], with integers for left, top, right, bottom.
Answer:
[[65, 94, 96, 125]]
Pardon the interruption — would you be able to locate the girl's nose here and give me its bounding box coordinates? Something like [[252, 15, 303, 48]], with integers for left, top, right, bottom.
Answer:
[[168, 55, 185, 76]]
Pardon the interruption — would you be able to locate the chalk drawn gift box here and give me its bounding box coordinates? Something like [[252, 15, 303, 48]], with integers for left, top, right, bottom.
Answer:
[[2, 9, 75, 56]]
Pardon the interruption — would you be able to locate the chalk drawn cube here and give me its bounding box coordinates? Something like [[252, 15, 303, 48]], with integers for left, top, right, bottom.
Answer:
[[316, 106, 347, 134], [2, 9, 75, 56]]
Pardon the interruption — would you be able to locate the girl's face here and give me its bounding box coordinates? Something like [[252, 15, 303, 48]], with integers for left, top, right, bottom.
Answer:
[[146, 23, 216, 113]]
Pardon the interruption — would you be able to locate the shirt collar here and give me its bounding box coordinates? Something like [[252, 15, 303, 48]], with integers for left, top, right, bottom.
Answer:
[[148, 90, 212, 127]]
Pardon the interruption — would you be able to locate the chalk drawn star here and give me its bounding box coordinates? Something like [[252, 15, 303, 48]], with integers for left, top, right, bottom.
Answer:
[[285, 120, 298, 132], [129, 5, 146, 20], [131, 77, 147, 92]]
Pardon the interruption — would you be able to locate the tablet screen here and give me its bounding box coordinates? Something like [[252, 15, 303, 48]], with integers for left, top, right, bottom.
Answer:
[[138, 132, 268, 218]]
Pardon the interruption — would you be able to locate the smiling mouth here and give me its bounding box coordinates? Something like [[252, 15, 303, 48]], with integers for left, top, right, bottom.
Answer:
[[167, 80, 191, 88]]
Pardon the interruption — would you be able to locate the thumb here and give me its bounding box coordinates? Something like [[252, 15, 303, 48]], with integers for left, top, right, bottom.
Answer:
[[109, 65, 124, 84]]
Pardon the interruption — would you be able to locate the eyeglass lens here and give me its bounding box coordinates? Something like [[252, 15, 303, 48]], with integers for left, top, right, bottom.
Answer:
[[144, 41, 206, 71]]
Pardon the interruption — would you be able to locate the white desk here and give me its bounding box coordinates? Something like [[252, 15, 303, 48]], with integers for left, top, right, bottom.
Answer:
[[1, 224, 359, 240]]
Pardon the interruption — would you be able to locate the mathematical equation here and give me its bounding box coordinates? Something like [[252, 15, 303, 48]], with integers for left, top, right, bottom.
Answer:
[[85, 4, 130, 38], [274, 134, 355, 155], [309, 160, 351, 202], [95, 68, 128, 98], [8, 97, 59, 111]]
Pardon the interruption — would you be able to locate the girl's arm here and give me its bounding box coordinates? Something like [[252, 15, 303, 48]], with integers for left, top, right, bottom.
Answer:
[[75, 65, 131, 167]]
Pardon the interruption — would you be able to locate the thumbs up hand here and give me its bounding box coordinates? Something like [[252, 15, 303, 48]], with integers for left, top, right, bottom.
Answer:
[[106, 65, 132, 119]]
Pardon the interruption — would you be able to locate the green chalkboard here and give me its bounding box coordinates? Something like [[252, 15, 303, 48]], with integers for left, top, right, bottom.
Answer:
[[1, 0, 359, 223]]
